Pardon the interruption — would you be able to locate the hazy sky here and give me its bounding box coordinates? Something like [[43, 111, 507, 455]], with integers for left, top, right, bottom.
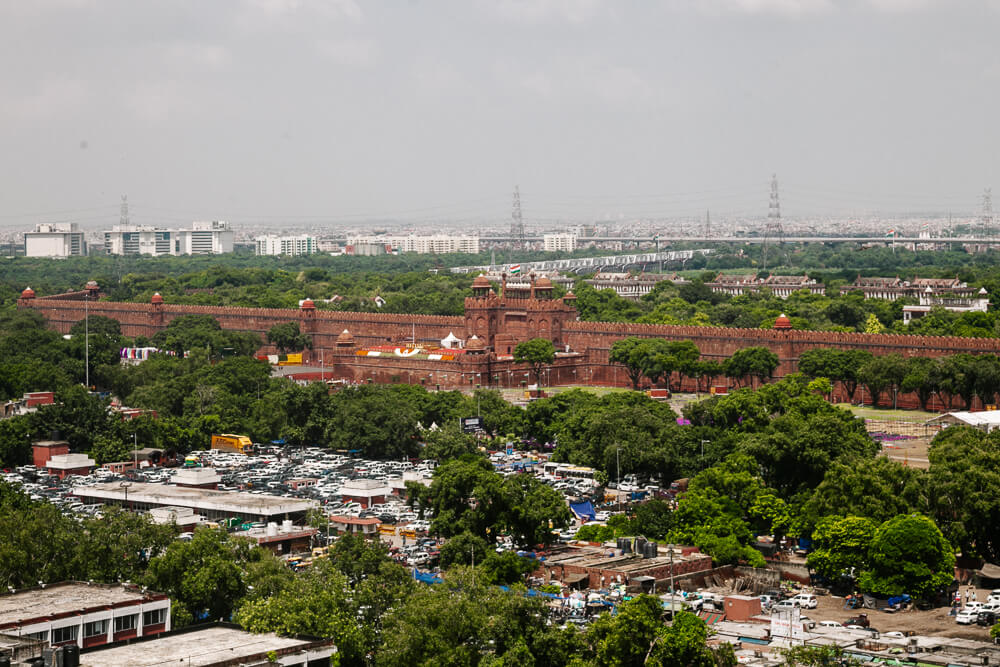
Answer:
[[1, 0, 999, 228]]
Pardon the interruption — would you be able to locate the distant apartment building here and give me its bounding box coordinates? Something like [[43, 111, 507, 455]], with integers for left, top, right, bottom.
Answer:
[[103, 221, 233, 256], [543, 233, 578, 252], [347, 235, 480, 254], [24, 223, 87, 257], [255, 234, 317, 256], [840, 275, 977, 301]]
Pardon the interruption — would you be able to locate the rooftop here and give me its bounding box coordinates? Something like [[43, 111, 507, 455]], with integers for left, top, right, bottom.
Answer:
[[74, 481, 318, 517], [79, 625, 335, 667], [0, 583, 162, 627]]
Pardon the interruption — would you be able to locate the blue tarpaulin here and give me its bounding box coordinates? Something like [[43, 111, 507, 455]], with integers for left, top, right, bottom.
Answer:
[[413, 569, 443, 584], [570, 500, 596, 521]]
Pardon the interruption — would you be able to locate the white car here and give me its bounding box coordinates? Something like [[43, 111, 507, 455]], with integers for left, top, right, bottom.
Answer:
[[818, 620, 842, 628], [773, 599, 799, 611], [594, 511, 611, 521], [791, 594, 818, 609], [883, 631, 905, 639], [956, 608, 980, 625]]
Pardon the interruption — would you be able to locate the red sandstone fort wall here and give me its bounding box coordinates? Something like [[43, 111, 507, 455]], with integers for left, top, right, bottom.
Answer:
[[20, 294, 1000, 408]]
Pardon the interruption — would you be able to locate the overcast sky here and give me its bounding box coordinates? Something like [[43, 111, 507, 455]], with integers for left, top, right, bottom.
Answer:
[[1, 0, 998, 228]]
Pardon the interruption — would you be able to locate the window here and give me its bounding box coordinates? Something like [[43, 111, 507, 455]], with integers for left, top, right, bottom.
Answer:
[[52, 625, 79, 644], [114, 615, 137, 633], [143, 608, 166, 627], [83, 619, 108, 638], [23, 630, 48, 642]]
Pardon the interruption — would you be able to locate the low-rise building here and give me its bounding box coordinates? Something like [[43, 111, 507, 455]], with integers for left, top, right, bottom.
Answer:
[[338, 479, 391, 508], [705, 273, 823, 298], [540, 542, 712, 591], [0, 582, 170, 649], [72, 481, 318, 523], [44, 453, 97, 479], [902, 286, 990, 324], [329, 515, 382, 536], [79, 623, 337, 667], [584, 272, 683, 301]]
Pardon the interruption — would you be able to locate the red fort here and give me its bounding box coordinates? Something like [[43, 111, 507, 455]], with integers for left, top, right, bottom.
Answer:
[[18, 276, 1000, 409]]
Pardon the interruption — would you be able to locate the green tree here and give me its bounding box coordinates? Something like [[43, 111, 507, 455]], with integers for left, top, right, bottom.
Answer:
[[858, 514, 955, 599], [724, 347, 778, 388], [926, 427, 1000, 561], [143, 526, 281, 627], [863, 313, 885, 334], [900, 356, 939, 411], [265, 321, 312, 354], [608, 337, 646, 389], [806, 515, 878, 582], [514, 338, 556, 385], [235, 560, 368, 665]]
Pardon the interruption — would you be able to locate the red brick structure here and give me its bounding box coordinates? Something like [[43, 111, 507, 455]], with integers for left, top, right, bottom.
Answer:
[[18, 277, 1000, 407]]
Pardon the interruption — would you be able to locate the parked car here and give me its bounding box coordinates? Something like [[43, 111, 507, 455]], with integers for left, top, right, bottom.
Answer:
[[791, 594, 818, 609], [818, 620, 842, 628], [883, 631, 905, 639], [977, 610, 998, 626], [773, 599, 799, 611], [956, 608, 979, 624]]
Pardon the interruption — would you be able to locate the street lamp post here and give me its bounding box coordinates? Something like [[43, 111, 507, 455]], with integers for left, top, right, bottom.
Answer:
[[667, 543, 675, 598], [84, 289, 89, 391]]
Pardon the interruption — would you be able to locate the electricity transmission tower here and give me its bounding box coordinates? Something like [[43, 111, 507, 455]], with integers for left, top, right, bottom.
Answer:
[[981, 188, 993, 240], [761, 174, 784, 272], [510, 186, 525, 248]]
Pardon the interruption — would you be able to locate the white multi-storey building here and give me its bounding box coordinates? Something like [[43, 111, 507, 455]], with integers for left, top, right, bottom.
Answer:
[[347, 235, 480, 254], [103, 221, 233, 256], [543, 233, 577, 252], [24, 223, 87, 257], [255, 234, 317, 256]]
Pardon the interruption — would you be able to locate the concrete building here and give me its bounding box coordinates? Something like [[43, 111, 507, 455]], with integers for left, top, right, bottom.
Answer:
[[347, 234, 480, 254], [0, 582, 170, 649], [329, 515, 382, 536], [78, 624, 337, 667], [24, 223, 86, 257], [584, 272, 683, 301], [72, 481, 318, 523], [44, 453, 97, 480], [902, 286, 990, 324], [540, 543, 712, 591], [255, 234, 318, 256], [338, 479, 391, 508], [543, 233, 577, 253], [706, 273, 824, 299], [103, 221, 233, 256], [242, 521, 318, 555]]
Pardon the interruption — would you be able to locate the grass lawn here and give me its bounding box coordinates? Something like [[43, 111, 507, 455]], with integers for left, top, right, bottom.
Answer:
[[835, 403, 939, 422]]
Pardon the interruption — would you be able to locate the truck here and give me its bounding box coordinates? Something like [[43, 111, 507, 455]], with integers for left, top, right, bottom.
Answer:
[[211, 434, 254, 455]]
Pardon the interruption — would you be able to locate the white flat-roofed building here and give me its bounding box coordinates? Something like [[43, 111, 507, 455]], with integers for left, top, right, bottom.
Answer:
[[543, 233, 577, 252], [103, 221, 233, 256], [255, 234, 318, 256], [79, 624, 337, 667], [72, 481, 318, 522], [24, 223, 87, 257], [337, 478, 392, 508], [347, 234, 480, 254], [0, 582, 170, 649]]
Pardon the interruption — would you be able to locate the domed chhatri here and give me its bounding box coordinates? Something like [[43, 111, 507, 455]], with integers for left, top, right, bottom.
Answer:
[[472, 274, 491, 289], [774, 313, 792, 330], [465, 335, 486, 352], [150, 292, 164, 304], [534, 275, 553, 289], [562, 291, 576, 301], [300, 298, 316, 310], [336, 329, 354, 346], [20, 287, 35, 299]]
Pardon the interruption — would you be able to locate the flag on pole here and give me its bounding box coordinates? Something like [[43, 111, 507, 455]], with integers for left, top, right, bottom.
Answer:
[[885, 229, 896, 237], [510, 264, 521, 275]]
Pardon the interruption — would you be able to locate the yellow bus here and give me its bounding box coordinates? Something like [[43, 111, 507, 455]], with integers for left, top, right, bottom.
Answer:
[[211, 434, 254, 455]]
